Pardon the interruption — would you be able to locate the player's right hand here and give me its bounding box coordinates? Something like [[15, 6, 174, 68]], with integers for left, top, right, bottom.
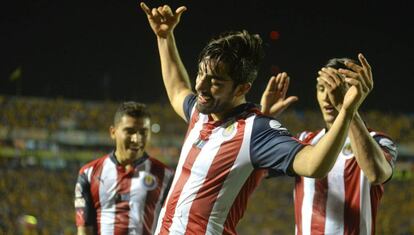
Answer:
[[140, 2, 187, 38]]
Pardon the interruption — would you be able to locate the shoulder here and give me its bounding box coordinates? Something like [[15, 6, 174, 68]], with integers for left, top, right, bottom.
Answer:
[[78, 154, 109, 174], [148, 157, 172, 171], [297, 130, 323, 143], [369, 129, 398, 153], [252, 115, 291, 136]]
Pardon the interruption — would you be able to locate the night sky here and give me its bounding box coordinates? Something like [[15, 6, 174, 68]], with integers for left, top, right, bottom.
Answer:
[[1, 0, 412, 113]]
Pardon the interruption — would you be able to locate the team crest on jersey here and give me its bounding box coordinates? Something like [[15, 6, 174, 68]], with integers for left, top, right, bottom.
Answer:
[[342, 142, 353, 156], [142, 173, 157, 190], [222, 123, 236, 137]]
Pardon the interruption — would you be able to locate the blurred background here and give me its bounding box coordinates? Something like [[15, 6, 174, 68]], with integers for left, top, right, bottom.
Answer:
[[1, 0, 413, 234]]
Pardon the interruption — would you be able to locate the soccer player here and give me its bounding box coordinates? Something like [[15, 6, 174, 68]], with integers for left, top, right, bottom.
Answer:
[[140, 3, 373, 234], [262, 56, 398, 234], [74, 102, 174, 235]]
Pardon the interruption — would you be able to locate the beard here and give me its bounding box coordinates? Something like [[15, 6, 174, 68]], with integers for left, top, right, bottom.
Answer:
[[196, 97, 235, 115]]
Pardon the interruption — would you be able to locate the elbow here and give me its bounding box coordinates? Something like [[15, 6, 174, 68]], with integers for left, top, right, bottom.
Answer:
[[307, 169, 329, 179], [367, 168, 393, 185]]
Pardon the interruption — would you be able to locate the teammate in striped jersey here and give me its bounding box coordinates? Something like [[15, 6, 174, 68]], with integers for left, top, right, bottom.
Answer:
[[74, 102, 174, 235], [140, 3, 373, 234], [262, 57, 398, 235]]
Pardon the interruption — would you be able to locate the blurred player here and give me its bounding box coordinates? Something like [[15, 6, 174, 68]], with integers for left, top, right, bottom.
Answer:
[[140, 3, 373, 234], [74, 102, 174, 235], [261, 56, 398, 235]]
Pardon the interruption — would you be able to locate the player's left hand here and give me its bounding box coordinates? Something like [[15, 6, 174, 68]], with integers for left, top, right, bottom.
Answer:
[[260, 72, 298, 117], [339, 53, 373, 114]]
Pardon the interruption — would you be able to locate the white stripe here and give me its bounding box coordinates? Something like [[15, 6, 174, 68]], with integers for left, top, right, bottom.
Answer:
[[129, 164, 148, 234], [155, 113, 207, 234], [169, 116, 230, 233], [359, 171, 372, 235], [152, 168, 174, 234], [85, 166, 93, 183], [205, 116, 255, 234], [99, 157, 117, 234], [324, 156, 346, 234], [301, 177, 315, 235]]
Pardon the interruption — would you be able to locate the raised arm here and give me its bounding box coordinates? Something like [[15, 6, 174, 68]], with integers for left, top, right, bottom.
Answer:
[[140, 2, 193, 120], [338, 54, 393, 184], [291, 53, 373, 178]]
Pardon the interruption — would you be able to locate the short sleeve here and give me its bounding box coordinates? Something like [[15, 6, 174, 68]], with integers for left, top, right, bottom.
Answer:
[[250, 116, 306, 177], [183, 94, 197, 123], [74, 172, 96, 227], [373, 133, 398, 168]]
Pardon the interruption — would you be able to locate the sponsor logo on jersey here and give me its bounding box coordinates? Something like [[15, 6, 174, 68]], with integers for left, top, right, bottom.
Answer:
[[379, 137, 397, 152], [269, 120, 282, 129]]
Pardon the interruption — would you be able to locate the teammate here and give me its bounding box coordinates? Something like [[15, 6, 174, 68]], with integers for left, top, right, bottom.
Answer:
[[261, 56, 398, 234], [140, 3, 373, 234], [293, 57, 396, 234], [74, 102, 174, 235]]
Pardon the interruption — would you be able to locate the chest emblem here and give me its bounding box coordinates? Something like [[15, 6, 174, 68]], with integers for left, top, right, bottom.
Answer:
[[142, 173, 158, 190], [342, 142, 353, 156]]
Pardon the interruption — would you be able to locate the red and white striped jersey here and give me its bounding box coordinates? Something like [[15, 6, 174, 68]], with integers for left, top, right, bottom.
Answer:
[[155, 95, 306, 235], [294, 129, 398, 235], [74, 152, 174, 235]]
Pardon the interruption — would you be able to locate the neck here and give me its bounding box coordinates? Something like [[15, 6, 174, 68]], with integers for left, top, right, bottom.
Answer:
[[115, 151, 143, 167], [211, 98, 246, 121]]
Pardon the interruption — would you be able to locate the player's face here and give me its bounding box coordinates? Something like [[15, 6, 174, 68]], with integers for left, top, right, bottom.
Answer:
[[316, 80, 338, 128], [110, 115, 151, 163], [195, 60, 241, 117]]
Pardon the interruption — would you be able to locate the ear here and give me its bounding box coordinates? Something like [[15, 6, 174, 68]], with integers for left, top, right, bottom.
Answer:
[[109, 125, 116, 140], [235, 82, 252, 97]]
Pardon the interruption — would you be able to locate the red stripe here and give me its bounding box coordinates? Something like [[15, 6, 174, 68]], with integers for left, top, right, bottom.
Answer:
[[294, 176, 304, 235], [159, 144, 202, 234], [143, 159, 166, 235], [310, 177, 328, 234], [114, 167, 132, 235], [223, 169, 266, 235], [184, 109, 199, 139], [344, 158, 361, 235], [185, 120, 246, 234], [90, 156, 107, 235], [369, 184, 383, 235]]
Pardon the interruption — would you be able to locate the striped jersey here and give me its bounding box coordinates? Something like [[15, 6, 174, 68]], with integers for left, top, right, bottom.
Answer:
[[74, 152, 174, 235], [155, 94, 306, 235], [294, 129, 398, 235]]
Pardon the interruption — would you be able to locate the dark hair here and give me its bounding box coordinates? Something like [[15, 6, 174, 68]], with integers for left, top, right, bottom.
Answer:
[[113, 101, 151, 126], [198, 30, 264, 85], [325, 57, 360, 70]]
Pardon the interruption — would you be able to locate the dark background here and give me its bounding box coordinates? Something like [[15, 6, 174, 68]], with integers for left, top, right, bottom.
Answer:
[[1, 0, 412, 112]]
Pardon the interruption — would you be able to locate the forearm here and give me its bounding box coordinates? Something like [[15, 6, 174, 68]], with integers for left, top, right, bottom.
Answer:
[[349, 113, 392, 184], [293, 107, 354, 178], [157, 33, 192, 119]]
